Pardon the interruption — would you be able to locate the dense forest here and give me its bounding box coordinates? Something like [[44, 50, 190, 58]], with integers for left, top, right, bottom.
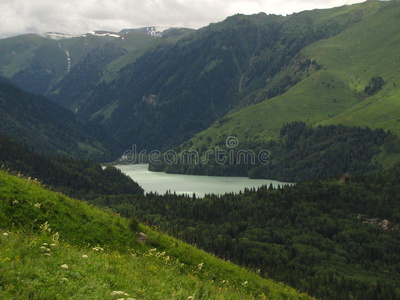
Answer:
[[0, 77, 116, 160], [89, 169, 400, 300], [151, 122, 400, 182], [0, 132, 143, 198]]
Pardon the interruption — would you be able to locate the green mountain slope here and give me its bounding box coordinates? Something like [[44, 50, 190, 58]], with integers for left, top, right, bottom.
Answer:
[[47, 1, 385, 152], [0, 77, 115, 160], [0, 170, 311, 300], [0, 30, 162, 95], [184, 0, 400, 160], [150, 122, 400, 182], [48, 29, 193, 113], [0, 132, 143, 198]]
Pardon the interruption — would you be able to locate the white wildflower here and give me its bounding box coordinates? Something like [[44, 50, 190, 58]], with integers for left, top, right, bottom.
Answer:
[[60, 264, 69, 269], [34, 203, 41, 208], [61, 278, 69, 281], [242, 281, 248, 286], [42, 243, 48, 246], [12, 200, 19, 204], [92, 246, 104, 251], [82, 255, 88, 258], [188, 297, 195, 300], [111, 291, 129, 296], [197, 263, 204, 270], [52, 232, 59, 242], [44, 253, 51, 257], [3, 232, 9, 236], [40, 221, 50, 231], [50, 243, 56, 247]]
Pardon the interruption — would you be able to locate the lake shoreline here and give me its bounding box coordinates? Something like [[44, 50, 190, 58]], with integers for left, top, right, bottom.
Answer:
[[116, 164, 292, 197]]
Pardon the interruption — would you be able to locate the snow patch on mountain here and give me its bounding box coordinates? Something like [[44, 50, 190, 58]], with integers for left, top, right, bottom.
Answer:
[[87, 31, 120, 38], [146, 27, 172, 37], [43, 27, 176, 41]]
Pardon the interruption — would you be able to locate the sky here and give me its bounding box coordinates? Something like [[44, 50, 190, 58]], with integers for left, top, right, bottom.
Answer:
[[0, 0, 365, 38]]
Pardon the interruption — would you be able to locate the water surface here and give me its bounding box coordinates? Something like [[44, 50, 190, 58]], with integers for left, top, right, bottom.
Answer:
[[117, 164, 290, 197]]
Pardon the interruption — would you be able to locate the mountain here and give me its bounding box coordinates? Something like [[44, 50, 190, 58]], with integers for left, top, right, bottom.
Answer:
[[1, 1, 399, 165], [149, 122, 400, 182], [0, 32, 118, 94], [0, 28, 193, 95], [179, 1, 400, 162], [0, 77, 115, 160], [0, 170, 312, 300], [45, 0, 394, 154]]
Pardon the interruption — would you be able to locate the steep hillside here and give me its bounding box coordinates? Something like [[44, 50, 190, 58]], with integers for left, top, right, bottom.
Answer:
[[0, 33, 117, 94], [0, 29, 166, 95], [0, 170, 311, 300], [94, 169, 400, 300], [0, 132, 143, 199], [183, 1, 400, 159], [48, 29, 193, 112], [48, 1, 386, 152], [150, 122, 400, 182], [0, 78, 115, 160]]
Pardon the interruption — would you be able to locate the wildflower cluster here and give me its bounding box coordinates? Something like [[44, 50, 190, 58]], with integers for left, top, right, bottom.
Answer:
[[40, 221, 51, 232], [40, 243, 52, 257], [92, 246, 104, 252], [26, 176, 46, 187], [141, 248, 184, 269]]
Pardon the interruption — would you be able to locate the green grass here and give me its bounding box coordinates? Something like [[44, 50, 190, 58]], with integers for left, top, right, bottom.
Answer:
[[185, 0, 400, 165], [0, 170, 312, 300]]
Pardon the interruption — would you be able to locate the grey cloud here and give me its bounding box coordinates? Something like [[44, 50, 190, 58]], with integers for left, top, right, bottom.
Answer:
[[0, 0, 363, 38]]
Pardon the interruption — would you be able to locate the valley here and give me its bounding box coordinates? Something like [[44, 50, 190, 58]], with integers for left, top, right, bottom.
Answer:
[[1, 0, 400, 299]]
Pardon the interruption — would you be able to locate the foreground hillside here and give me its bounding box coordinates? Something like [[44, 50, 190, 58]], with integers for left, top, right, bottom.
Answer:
[[93, 169, 400, 300], [0, 170, 311, 300]]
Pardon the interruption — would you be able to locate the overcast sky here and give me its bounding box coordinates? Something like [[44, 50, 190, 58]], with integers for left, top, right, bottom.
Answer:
[[0, 0, 365, 38]]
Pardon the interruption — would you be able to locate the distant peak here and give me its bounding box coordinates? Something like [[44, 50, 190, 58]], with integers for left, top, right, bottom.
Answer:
[[121, 27, 175, 38], [41, 27, 186, 41], [145, 26, 173, 37], [87, 31, 121, 38]]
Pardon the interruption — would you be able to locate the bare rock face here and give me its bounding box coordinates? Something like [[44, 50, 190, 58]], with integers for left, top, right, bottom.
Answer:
[[358, 216, 399, 231], [138, 232, 148, 243]]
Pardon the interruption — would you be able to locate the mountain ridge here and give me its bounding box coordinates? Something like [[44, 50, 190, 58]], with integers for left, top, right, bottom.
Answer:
[[46, 0, 389, 153]]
